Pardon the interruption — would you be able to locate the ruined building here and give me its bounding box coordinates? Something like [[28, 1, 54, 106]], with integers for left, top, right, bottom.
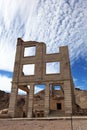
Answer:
[[8, 38, 76, 118]]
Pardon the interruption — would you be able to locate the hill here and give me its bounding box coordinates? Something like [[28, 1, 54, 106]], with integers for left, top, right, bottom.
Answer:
[[0, 88, 87, 112]]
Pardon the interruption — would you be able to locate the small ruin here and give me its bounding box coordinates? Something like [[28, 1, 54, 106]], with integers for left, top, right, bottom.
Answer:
[[8, 38, 76, 118]]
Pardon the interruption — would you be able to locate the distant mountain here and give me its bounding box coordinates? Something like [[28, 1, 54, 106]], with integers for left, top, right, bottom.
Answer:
[[75, 88, 87, 109], [0, 90, 9, 110]]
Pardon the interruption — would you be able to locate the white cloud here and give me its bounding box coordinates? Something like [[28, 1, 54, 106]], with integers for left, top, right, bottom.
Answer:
[[18, 89, 26, 95], [0, 0, 87, 92], [23, 64, 35, 75], [35, 85, 45, 94], [0, 75, 12, 92], [0, 0, 87, 72], [24, 46, 36, 57], [23, 0, 87, 64], [0, 39, 15, 71], [46, 62, 60, 74]]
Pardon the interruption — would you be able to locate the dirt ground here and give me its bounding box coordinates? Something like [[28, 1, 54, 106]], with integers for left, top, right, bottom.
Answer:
[[0, 118, 87, 130], [0, 119, 70, 130]]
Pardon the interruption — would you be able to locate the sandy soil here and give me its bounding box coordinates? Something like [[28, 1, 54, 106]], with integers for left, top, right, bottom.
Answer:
[[0, 119, 71, 130], [0, 118, 87, 130]]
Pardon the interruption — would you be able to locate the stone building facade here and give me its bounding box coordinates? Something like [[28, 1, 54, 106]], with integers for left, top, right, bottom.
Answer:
[[8, 38, 75, 118]]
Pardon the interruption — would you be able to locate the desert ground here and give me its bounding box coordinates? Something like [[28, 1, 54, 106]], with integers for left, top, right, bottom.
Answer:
[[0, 118, 87, 130]]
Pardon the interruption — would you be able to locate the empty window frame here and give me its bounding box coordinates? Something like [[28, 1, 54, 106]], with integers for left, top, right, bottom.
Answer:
[[54, 86, 61, 90], [23, 64, 35, 75], [24, 46, 36, 57], [46, 62, 60, 74], [34, 84, 46, 94]]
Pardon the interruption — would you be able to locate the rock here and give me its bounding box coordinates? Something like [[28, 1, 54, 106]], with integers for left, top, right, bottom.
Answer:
[[0, 108, 8, 114]]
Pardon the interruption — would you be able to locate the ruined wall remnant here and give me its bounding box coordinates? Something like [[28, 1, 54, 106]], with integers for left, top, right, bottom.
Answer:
[[8, 38, 75, 118]]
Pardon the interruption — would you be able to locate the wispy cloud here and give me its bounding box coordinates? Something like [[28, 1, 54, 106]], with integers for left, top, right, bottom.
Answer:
[[35, 85, 45, 94], [0, 0, 87, 71], [0, 0, 87, 92]]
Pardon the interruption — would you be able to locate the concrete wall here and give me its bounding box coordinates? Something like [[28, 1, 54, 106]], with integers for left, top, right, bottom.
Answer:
[[50, 98, 65, 111], [8, 38, 75, 118]]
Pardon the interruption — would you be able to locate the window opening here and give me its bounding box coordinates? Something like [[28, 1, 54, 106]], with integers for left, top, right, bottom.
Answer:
[[24, 46, 36, 57], [23, 64, 35, 75], [54, 86, 61, 90], [46, 62, 60, 74]]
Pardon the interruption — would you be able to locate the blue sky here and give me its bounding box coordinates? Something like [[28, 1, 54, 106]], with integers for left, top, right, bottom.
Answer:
[[0, 0, 87, 92]]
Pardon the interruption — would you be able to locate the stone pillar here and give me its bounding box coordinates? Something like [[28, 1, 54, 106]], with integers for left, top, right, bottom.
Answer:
[[8, 83, 18, 117], [44, 83, 50, 117], [27, 84, 34, 118], [64, 80, 72, 115], [25, 92, 29, 117]]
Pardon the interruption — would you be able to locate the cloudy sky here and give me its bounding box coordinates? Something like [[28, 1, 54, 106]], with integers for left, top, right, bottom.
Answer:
[[0, 0, 87, 93]]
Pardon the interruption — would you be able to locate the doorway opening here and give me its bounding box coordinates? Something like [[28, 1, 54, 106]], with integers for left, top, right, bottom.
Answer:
[[57, 103, 62, 110]]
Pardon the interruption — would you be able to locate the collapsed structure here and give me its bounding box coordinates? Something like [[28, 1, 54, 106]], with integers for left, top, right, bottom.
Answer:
[[8, 38, 76, 118]]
